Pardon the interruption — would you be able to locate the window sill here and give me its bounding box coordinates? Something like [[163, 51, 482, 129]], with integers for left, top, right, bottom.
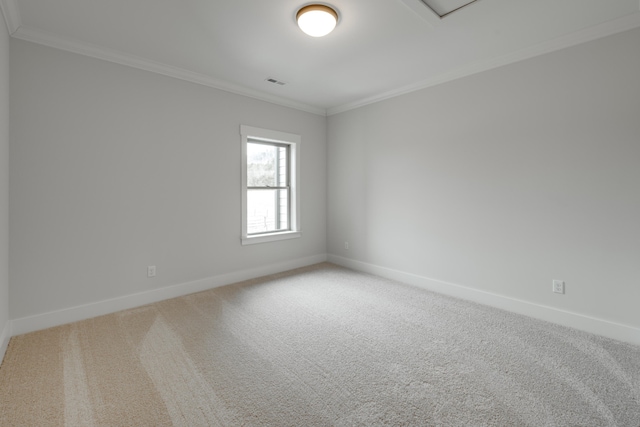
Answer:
[[241, 231, 301, 246]]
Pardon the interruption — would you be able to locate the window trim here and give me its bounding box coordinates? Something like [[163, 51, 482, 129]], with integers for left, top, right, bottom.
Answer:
[[240, 125, 301, 245]]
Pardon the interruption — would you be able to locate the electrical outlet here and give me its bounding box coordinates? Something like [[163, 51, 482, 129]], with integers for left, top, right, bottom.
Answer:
[[552, 280, 564, 294], [344, 241, 349, 250], [148, 265, 156, 278]]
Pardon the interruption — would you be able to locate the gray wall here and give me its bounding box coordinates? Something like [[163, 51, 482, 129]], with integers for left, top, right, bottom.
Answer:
[[328, 27, 640, 329], [0, 15, 9, 337], [9, 39, 327, 319], [6, 25, 640, 338]]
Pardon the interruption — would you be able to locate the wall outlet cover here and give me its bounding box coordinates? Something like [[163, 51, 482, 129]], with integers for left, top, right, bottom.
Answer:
[[552, 280, 564, 294]]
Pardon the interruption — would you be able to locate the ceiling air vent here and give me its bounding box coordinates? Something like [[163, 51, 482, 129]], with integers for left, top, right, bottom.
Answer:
[[265, 78, 286, 86], [420, 0, 479, 18]]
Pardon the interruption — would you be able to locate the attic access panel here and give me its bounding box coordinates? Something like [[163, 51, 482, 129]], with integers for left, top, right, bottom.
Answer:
[[420, 0, 479, 18]]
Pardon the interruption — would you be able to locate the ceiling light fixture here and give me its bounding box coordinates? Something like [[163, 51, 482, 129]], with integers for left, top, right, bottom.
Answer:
[[296, 4, 338, 37]]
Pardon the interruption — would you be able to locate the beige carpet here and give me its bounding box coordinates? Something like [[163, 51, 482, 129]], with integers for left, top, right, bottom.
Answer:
[[1, 263, 639, 426]]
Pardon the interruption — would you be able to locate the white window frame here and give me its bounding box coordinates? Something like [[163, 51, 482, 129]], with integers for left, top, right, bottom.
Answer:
[[240, 125, 301, 245]]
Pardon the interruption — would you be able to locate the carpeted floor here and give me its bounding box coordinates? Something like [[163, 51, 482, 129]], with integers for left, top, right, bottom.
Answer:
[[1, 262, 639, 426]]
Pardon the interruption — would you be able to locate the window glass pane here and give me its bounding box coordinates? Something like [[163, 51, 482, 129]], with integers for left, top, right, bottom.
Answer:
[[278, 146, 287, 187], [247, 189, 289, 234], [247, 143, 283, 187]]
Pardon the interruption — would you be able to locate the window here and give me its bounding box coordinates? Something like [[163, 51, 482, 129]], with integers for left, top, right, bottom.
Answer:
[[240, 125, 301, 245]]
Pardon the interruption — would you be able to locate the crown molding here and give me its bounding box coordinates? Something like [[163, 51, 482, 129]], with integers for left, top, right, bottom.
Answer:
[[0, 0, 20, 34], [6, 3, 640, 118], [327, 12, 640, 116], [11, 26, 327, 116]]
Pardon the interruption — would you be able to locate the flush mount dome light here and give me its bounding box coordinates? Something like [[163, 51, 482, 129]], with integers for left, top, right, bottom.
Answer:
[[296, 4, 338, 37]]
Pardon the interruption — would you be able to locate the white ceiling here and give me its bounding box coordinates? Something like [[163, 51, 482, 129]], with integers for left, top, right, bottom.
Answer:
[[2, 0, 640, 115]]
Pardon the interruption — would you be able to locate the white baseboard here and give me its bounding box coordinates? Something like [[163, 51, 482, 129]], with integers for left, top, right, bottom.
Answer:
[[0, 320, 10, 365], [11, 254, 328, 337], [328, 255, 640, 347]]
